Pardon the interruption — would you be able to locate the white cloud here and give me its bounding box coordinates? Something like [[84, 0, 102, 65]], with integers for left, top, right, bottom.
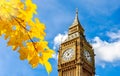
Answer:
[[92, 30, 120, 65], [52, 53, 58, 61], [53, 32, 68, 50], [107, 30, 120, 40]]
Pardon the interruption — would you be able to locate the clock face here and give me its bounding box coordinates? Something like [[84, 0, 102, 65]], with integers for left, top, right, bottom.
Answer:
[[84, 50, 92, 62], [62, 48, 74, 61]]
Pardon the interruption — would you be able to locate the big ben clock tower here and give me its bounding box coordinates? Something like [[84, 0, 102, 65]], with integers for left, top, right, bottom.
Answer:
[[58, 9, 95, 76]]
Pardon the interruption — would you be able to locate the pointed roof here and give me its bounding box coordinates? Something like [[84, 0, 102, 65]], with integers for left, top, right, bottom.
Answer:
[[69, 8, 84, 31]]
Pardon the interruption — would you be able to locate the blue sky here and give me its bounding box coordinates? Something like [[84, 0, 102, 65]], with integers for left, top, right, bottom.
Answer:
[[0, 0, 120, 76]]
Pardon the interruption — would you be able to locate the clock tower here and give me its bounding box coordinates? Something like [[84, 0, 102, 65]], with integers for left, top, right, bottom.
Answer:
[[58, 9, 95, 76]]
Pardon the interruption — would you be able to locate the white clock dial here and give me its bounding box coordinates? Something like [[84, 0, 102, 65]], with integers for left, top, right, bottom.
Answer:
[[84, 50, 92, 62], [62, 48, 74, 61]]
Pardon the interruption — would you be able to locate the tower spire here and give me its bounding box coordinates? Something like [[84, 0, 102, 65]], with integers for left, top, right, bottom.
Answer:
[[69, 8, 80, 28], [69, 8, 84, 34]]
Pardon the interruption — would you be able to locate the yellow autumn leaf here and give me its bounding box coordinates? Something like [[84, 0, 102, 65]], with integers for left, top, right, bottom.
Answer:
[[0, 0, 54, 74], [44, 62, 52, 74], [29, 54, 39, 68]]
